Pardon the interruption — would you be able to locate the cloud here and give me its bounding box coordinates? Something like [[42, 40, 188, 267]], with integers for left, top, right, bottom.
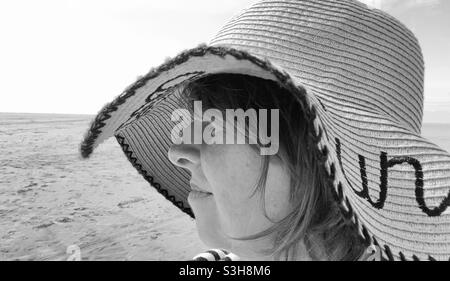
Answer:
[[358, 0, 440, 10], [358, 0, 382, 9]]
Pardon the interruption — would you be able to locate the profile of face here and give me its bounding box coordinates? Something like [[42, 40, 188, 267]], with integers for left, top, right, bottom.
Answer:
[[168, 119, 292, 260]]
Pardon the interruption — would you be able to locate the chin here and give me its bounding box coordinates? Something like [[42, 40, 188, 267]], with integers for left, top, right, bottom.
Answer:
[[194, 219, 230, 250], [196, 227, 229, 249]]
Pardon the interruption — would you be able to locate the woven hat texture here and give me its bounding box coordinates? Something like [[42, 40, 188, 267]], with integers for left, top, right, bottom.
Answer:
[[80, 0, 450, 261]]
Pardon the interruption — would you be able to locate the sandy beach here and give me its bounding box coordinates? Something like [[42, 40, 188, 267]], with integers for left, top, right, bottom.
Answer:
[[0, 112, 449, 261], [0, 113, 204, 261]]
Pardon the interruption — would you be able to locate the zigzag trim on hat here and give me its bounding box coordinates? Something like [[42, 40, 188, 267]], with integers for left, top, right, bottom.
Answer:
[[116, 134, 195, 218], [308, 105, 447, 261], [80, 44, 282, 158], [80, 45, 443, 261]]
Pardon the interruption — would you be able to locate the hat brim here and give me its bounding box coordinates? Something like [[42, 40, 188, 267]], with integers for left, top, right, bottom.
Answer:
[[80, 44, 450, 261]]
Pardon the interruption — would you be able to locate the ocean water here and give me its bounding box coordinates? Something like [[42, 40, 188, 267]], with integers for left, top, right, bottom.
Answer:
[[421, 123, 450, 153]]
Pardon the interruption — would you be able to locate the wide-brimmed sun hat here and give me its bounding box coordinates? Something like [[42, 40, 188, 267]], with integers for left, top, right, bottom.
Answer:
[[80, 0, 450, 261]]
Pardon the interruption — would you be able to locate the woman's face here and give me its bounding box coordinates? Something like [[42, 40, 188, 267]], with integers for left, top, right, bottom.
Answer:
[[168, 120, 292, 260]]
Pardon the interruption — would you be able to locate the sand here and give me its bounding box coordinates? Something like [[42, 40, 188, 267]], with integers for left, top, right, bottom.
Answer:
[[1, 113, 449, 261], [0, 113, 205, 261]]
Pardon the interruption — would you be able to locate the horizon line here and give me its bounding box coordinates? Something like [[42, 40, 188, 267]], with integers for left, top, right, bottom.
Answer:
[[0, 111, 448, 124], [1, 110, 450, 115]]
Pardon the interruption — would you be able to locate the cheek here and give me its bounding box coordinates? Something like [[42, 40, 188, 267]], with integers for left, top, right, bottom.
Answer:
[[203, 144, 261, 198], [201, 144, 291, 236], [263, 158, 292, 221], [201, 145, 263, 228]]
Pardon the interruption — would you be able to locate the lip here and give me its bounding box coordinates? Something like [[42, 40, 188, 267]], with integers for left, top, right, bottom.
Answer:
[[189, 182, 213, 200], [188, 190, 213, 200], [190, 182, 212, 194]]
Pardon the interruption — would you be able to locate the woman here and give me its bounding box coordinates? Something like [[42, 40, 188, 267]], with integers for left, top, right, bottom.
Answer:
[[168, 73, 367, 261], [81, 0, 450, 261]]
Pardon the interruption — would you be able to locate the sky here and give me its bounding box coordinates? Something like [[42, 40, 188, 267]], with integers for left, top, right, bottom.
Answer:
[[0, 0, 448, 123]]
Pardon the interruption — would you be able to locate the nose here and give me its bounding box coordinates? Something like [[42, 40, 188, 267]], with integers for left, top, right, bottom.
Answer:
[[168, 143, 201, 171]]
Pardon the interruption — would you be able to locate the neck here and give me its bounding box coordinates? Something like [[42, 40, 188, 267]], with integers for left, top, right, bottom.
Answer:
[[234, 240, 314, 261]]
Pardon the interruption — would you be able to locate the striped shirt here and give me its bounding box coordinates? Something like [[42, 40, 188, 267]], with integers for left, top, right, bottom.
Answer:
[[192, 245, 383, 261]]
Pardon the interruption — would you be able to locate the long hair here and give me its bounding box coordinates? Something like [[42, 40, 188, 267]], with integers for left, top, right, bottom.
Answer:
[[181, 73, 367, 261]]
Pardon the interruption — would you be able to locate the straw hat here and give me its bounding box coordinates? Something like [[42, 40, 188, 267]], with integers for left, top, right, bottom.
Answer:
[[80, 0, 450, 261]]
